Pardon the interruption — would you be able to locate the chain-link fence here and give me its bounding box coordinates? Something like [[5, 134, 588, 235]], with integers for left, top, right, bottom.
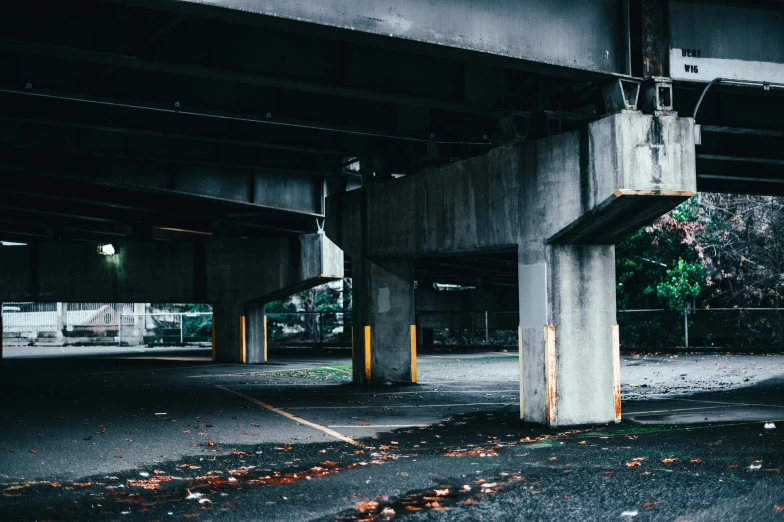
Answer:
[[2, 303, 213, 347], [6, 304, 782, 351], [618, 308, 784, 350], [266, 311, 352, 347]]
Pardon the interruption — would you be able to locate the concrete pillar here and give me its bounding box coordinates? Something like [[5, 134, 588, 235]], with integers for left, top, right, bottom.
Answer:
[[245, 302, 268, 364], [132, 303, 146, 346], [519, 245, 619, 427], [55, 302, 66, 340], [352, 258, 416, 384], [213, 301, 244, 363]]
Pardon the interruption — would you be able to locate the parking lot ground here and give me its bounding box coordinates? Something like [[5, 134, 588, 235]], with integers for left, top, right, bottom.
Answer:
[[0, 349, 782, 521]]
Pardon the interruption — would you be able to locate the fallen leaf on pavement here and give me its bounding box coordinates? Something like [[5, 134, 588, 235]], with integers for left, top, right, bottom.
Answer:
[[356, 500, 378, 512], [185, 489, 202, 500]]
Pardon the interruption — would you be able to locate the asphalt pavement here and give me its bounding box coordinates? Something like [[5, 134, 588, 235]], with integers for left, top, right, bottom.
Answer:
[[0, 348, 782, 521]]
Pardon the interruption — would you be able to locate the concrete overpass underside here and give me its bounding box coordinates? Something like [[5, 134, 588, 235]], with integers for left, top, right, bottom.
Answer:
[[1, 0, 783, 426]]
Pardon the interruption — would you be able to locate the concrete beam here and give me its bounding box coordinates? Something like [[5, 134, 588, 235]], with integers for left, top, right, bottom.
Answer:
[[0, 233, 342, 304], [128, 0, 629, 77], [328, 113, 696, 257], [0, 144, 325, 218]]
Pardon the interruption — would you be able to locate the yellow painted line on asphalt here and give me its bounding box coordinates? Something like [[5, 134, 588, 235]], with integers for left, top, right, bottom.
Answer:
[[216, 385, 364, 448]]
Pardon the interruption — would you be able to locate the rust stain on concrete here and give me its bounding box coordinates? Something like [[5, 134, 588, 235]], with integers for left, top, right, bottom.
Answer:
[[612, 324, 621, 422], [544, 325, 557, 425]]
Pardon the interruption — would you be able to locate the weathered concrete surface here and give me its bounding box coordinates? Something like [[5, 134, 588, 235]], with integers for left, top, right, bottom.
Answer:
[[245, 302, 267, 364], [134, 0, 629, 76], [352, 259, 415, 384], [548, 114, 697, 244], [327, 114, 696, 258], [327, 112, 697, 425], [520, 245, 618, 425]]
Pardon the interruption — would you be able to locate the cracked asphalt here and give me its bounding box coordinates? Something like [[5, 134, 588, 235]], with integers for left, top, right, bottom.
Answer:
[[0, 348, 782, 521]]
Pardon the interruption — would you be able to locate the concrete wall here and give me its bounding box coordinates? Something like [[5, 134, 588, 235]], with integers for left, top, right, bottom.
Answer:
[[0, 233, 343, 304]]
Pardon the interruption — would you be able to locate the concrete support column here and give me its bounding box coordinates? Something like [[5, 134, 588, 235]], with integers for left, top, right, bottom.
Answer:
[[245, 302, 268, 364], [519, 245, 619, 426], [213, 301, 244, 363], [56, 302, 66, 340], [132, 303, 146, 344], [352, 258, 415, 384]]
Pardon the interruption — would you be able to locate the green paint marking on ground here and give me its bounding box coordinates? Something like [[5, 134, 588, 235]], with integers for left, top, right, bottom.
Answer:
[[325, 365, 352, 373], [264, 367, 350, 381]]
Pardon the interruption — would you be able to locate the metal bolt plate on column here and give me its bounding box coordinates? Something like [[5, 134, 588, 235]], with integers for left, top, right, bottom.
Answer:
[[640, 77, 676, 115], [601, 78, 640, 113]]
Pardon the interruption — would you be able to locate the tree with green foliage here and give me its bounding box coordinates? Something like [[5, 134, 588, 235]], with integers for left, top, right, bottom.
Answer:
[[265, 280, 351, 344], [617, 194, 784, 310], [616, 196, 706, 310]]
